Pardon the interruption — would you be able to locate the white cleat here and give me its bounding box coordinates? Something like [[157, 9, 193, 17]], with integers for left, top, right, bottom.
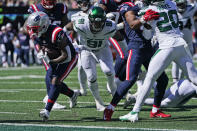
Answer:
[[43, 95, 66, 110], [96, 105, 106, 112], [53, 103, 66, 110], [39, 109, 50, 121], [119, 112, 139, 123], [69, 90, 80, 108], [79, 89, 87, 96]]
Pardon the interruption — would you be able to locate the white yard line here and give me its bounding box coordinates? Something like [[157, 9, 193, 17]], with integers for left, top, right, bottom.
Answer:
[[0, 81, 106, 84], [0, 112, 27, 115], [0, 75, 106, 80], [0, 123, 194, 131], [0, 88, 110, 92], [0, 99, 124, 105]]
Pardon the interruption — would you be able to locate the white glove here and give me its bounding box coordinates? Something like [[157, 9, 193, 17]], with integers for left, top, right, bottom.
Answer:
[[37, 50, 50, 64], [73, 44, 85, 53]]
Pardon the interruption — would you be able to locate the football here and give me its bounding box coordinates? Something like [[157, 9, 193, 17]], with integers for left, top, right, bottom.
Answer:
[[43, 47, 61, 60]]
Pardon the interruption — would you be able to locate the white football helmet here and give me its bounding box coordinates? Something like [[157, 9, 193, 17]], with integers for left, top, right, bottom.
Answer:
[[26, 11, 50, 38]]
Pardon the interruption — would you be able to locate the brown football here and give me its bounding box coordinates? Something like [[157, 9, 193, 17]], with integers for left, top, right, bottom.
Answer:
[[44, 47, 61, 59]]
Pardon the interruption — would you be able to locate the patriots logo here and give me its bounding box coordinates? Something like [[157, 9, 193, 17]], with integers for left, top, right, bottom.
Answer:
[[34, 15, 41, 22]]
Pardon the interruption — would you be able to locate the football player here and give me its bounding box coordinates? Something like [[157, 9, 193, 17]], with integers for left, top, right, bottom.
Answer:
[[124, 78, 197, 108], [120, 0, 197, 122], [28, 0, 68, 27], [103, 1, 169, 121], [73, 6, 117, 111], [26, 11, 79, 121], [144, 79, 197, 107], [65, 0, 92, 96], [171, 0, 197, 83], [27, 0, 70, 109]]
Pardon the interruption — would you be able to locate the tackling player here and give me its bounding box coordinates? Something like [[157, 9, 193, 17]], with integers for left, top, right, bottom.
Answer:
[[26, 11, 79, 121], [65, 0, 92, 96], [103, 1, 169, 121], [73, 6, 117, 111], [121, 0, 197, 122]]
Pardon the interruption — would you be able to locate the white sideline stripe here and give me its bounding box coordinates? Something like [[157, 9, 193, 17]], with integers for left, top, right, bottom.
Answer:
[[0, 123, 194, 131], [0, 112, 27, 115]]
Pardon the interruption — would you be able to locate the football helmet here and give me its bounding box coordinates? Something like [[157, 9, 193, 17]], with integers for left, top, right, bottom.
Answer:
[[41, 0, 56, 9], [26, 11, 50, 38], [76, 0, 91, 12], [6, 23, 12, 31], [88, 6, 106, 33], [175, 0, 187, 13], [1, 26, 6, 33]]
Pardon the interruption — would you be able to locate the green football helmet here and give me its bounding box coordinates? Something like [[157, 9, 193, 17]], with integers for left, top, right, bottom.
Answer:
[[88, 6, 106, 33], [175, 0, 187, 13]]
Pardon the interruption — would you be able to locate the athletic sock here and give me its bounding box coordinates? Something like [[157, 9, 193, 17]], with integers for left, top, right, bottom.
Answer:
[[46, 84, 60, 112], [152, 104, 159, 113], [60, 82, 74, 98]]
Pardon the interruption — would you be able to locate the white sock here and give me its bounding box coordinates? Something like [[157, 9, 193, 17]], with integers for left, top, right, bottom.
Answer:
[[152, 106, 159, 113], [108, 104, 115, 111]]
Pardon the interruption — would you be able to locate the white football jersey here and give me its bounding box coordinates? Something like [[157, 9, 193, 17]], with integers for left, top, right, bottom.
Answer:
[[178, 4, 197, 45], [73, 17, 117, 50], [140, 0, 186, 49]]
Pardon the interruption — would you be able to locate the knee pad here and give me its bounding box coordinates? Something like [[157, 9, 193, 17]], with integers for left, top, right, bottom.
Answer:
[[87, 75, 97, 83]]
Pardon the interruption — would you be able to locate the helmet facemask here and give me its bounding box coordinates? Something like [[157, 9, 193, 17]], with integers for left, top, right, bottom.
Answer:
[[88, 7, 106, 33], [26, 12, 50, 39], [41, 0, 57, 9], [176, 0, 187, 13], [89, 17, 106, 33]]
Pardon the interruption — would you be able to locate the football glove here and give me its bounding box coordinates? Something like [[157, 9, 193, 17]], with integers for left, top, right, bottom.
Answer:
[[37, 50, 50, 64], [140, 9, 160, 24]]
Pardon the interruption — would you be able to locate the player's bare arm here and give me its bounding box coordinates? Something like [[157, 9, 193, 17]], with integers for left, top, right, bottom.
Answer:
[[125, 10, 142, 30], [61, 14, 69, 28], [49, 36, 70, 64]]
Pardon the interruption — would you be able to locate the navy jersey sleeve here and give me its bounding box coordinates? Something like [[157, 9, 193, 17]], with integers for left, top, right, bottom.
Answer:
[[119, 3, 139, 18]]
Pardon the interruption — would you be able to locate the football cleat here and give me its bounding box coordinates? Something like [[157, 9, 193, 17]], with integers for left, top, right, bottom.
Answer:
[[79, 89, 87, 96], [103, 107, 114, 121], [69, 90, 80, 108], [96, 104, 105, 112], [150, 110, 171, 118], [43, 95, 66, 110], [119, 111, 139, 123], [39, 109, 50, 121], [53, 103, 66, 110]]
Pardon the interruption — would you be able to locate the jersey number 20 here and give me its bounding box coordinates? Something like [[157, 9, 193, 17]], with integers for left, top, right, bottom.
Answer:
[[157, 10, 179, 32]]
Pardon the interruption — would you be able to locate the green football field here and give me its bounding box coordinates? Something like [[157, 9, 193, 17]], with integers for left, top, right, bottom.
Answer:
[[0, 65, 197, 131]]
